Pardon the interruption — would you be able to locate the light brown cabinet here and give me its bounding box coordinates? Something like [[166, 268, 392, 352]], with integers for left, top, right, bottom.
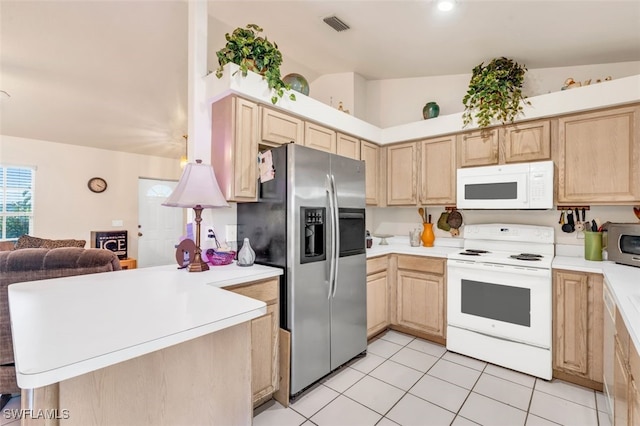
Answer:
[[552, 270, 604, 390], [304, 122, 337, 153], [212, 96, 260, 202], [613, 308, 635, 426], [395, 255, 446, 344], [366, 256, 389, 338], [556, 104, 640, 204], [501, 120, 551, 163], [361, 140, 380, 205], [386, 142, 418, 205], [457, 128, 499, 167], [227, 278, 280, 407], [457, 120, 551, 168], [260, 106, 304, 147], [419, 135, 456, 205], [337, 133, 361, 160]]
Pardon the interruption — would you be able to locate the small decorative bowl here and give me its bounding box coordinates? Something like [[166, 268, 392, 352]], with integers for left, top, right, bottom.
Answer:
[[205, 248, 236, 266]]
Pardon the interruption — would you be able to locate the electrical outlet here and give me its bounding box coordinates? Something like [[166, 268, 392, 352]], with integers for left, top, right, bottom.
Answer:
[[226, 225, 238, 242], [577, 230, 585, 240]]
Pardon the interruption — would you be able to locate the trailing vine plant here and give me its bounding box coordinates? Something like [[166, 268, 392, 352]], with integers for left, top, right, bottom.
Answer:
[[462, 57, 530, 129], [215, 24, 294, 104]]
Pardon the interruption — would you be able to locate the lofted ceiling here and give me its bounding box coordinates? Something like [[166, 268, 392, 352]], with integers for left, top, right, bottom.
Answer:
[[1, 1, 639, 159]]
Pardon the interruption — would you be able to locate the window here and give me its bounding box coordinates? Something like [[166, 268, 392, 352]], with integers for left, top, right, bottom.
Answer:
[[0, 166, 34, 241]]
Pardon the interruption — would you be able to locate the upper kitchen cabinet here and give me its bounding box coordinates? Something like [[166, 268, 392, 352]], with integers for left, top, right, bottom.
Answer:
[[360, 141, 380, 206], [336, 133, 360, 160], [557, 104, 640, 204], [500, 120, 551, 164], [304, 122, 337, 154], [212, 96, 260, 202], [419, 135, 456, 205], [457, 128, 499, 167], [260, 106, 304, 147], [387, 142, 418, 205], [457, 120, 551, 168]]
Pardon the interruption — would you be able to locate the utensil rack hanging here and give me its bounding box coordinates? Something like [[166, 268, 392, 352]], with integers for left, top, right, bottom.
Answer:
[[556, 206, 590, 211]]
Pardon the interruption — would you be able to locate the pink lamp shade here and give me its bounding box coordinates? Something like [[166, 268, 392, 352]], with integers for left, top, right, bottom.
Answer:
[[162, 160, 229, 209]]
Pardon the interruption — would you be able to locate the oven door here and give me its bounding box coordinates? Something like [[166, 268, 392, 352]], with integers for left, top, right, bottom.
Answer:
[[447, 260, 551, 348]]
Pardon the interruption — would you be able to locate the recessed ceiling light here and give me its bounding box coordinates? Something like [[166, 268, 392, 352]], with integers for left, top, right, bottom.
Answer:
[[437, 0, 455, 12]]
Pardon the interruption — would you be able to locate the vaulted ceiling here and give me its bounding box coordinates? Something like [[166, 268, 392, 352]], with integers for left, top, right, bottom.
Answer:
[[1, 1, 639, 159]]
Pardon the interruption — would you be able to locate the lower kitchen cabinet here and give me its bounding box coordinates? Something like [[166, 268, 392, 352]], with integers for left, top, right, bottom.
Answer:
[[552, 270, 604, 390], [366, 256, 389, 338], [394, 255, 446, 344], [227, 278, 280, 407]]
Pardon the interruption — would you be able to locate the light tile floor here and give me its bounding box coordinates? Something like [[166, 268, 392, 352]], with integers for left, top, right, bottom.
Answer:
[[254, 330, 612, 426], [0, 330, 612, 426]]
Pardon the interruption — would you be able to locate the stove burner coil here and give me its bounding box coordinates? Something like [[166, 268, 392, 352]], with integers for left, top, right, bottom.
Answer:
[[464, 249, 490, 254], [510, 254, 543, 261]]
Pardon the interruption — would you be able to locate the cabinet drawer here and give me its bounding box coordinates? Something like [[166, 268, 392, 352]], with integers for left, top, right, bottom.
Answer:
[[367, 256, 388, 275], [397, 255, 445, 275], [228, 278, 279, 305]]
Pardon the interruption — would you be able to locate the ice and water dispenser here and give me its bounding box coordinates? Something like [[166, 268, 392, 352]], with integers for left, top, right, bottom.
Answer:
[[301, 207, 326, 263]]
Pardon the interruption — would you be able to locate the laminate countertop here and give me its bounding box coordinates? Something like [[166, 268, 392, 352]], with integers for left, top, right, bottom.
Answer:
[[8, 263, 283, 389]]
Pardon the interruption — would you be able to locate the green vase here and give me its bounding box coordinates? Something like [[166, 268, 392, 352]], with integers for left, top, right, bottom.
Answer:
[[423, 102, 440, 119]]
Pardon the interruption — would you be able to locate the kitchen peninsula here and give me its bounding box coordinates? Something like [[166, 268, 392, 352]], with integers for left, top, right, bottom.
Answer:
[[8, 264, 282, 426]]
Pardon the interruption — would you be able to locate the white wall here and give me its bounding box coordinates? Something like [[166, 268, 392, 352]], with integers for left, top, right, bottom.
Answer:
[[365, 61, 640, 127], [370, 205, 639, 249], [0, 135, 181, 259], [309, 72, 357, 118]]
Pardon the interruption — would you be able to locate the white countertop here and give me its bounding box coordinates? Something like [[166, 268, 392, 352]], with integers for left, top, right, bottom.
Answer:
[[8, 263, 283, 389], [366, 236, 464, 259]]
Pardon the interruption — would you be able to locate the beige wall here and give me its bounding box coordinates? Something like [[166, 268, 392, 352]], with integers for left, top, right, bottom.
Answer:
[[365, 61, 640, 128], [0, 135, 181, 259]]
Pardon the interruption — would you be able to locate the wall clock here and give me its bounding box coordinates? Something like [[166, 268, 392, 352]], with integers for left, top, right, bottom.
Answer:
[[87, 177, 108, 193]]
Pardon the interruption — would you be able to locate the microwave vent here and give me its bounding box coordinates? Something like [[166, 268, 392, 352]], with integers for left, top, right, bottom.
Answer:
[[323, 15, 350, 32]]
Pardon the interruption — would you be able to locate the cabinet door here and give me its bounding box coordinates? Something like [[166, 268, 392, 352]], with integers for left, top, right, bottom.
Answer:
[[227, 278, 279, 406], [553, 270, 589, 375], [557, 105, 640, 204], [251, 303, 279, 405], [361, 141, 380, 205], [387, 142, 417, 205], [260, 106, 304, 146], [211, 96, 259, 202], [501, 120, 551, 163], [304, 122, 337, 153], [396, 269, 445, 337], [337, 133, 360, 160], [614, 342, 629, 426], [367, 271, 389, 338], [419, 135, 456, 205], [631, 345, 640, 426], [456, 128, 499, 167], [553, 270, 604, 385]]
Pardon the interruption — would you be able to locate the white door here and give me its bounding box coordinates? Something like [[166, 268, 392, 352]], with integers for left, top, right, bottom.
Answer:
[[138, 178, 184, 268]]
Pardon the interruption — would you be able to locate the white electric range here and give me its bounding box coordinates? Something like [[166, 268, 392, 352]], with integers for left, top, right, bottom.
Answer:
[[446, 223, 555, 380]]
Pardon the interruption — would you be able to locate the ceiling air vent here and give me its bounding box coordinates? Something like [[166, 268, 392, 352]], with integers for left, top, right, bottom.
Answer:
[[323, 15, 350, 32]]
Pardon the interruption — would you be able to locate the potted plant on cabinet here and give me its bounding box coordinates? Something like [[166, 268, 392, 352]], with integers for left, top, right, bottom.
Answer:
[[462, 57, 530, 129], [215, 23, 295, 105]]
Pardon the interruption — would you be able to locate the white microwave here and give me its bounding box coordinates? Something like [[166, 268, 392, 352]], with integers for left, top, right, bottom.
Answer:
[[457, 161, 554, 209]]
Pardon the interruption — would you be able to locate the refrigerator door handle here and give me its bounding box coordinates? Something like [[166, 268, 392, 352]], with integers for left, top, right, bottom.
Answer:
[[326, 174, 336, 299], [330, 174, 340, 298]]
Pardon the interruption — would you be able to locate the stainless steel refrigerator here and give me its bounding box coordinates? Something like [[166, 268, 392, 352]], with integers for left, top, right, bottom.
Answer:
[[237, 143, 367, 398]]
